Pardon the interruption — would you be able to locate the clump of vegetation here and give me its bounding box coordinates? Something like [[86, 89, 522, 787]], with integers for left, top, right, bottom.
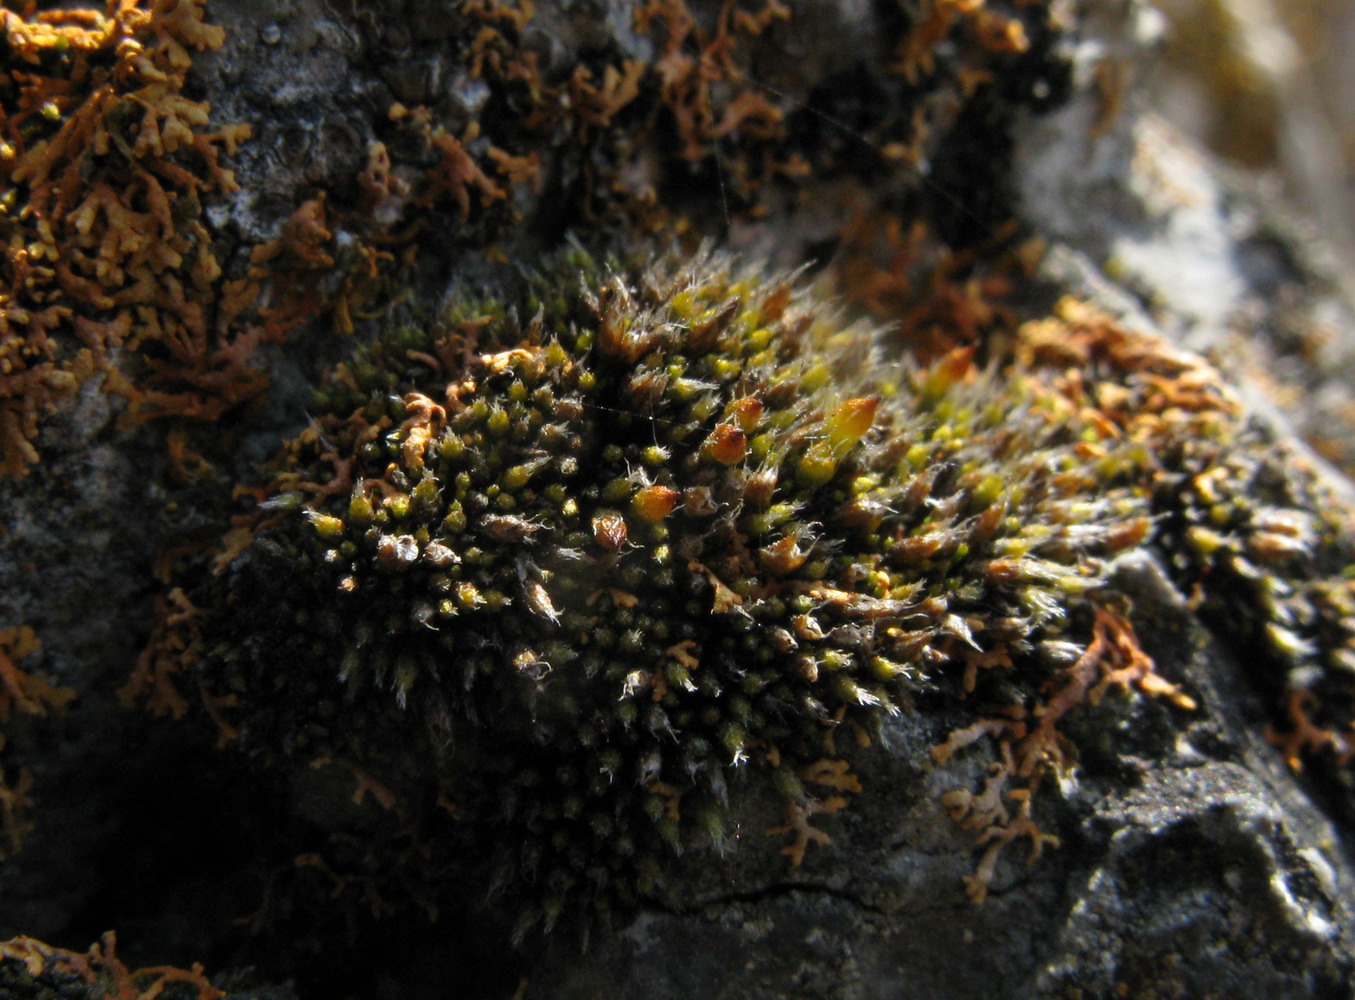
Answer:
[[129, 248, 1214, 933], [0, 932, 222, 1000], [9, 0, 1355, 991], [1016, 298, 1355, 771], [1176, 446, 1355, 768]]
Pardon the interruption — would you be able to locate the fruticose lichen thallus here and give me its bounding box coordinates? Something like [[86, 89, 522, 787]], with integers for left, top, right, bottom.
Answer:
[[163, 249, 1173, 935]]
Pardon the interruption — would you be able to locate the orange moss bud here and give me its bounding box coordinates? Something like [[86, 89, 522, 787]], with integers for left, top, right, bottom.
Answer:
[[704, 423, 747, 464], [729, 396, 763, 433], [632, 484, 680, 522], [758, 534, 808, 575], [592, 510, 628, 550], [920, 346, 977, 405]]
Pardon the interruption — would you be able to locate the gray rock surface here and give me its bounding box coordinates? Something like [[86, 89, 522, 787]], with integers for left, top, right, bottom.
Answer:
[[514, 554, 1355, 1000]]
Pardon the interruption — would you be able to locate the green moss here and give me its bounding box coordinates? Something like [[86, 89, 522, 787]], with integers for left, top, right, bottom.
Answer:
[[1155, 432, 1355, 751], [188, 249, 1170, 935]]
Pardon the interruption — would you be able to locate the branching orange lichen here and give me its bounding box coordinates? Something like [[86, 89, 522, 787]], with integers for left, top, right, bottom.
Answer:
[[0, 625, 73, 723], [250, 197, 335, 274], [767, 758, 861, 866], [802, 757, 863, 794], [420, 129, 505, 221], [1088, 608, 1196, 710], [934, 602, 1195, 902], [960, 789, 1057, 904], [118, 586, 203, 720], [457, 0, 801, 224], [767, 795, 848, 868], [127, 413, 368, 721], [892, 0, 1031, 85], [1266, 689, 1352, 770], [0, 0, 260, 475], [290, 848, 409, 921], [0, 931, 222, 1000], [0, 625, 74, 858], [638, 0, 787, 163], [368, 0, 1050, 267], [309, 756, 400, 813], [1022, 300, 1355, 787], [383, 101, 513, 234], [960, 642, 1013, 693], [236, 768, 445, 937], [836, 212, 1039, 360], [246, 195, 389, 340], [1018, 605, 1195, 779]]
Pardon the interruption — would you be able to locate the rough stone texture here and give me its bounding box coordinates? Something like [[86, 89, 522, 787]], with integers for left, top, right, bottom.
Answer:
[[1013, 0, 1355, 478], [507, 555, 1355, 1000], [2, 1, 1355, 998]]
